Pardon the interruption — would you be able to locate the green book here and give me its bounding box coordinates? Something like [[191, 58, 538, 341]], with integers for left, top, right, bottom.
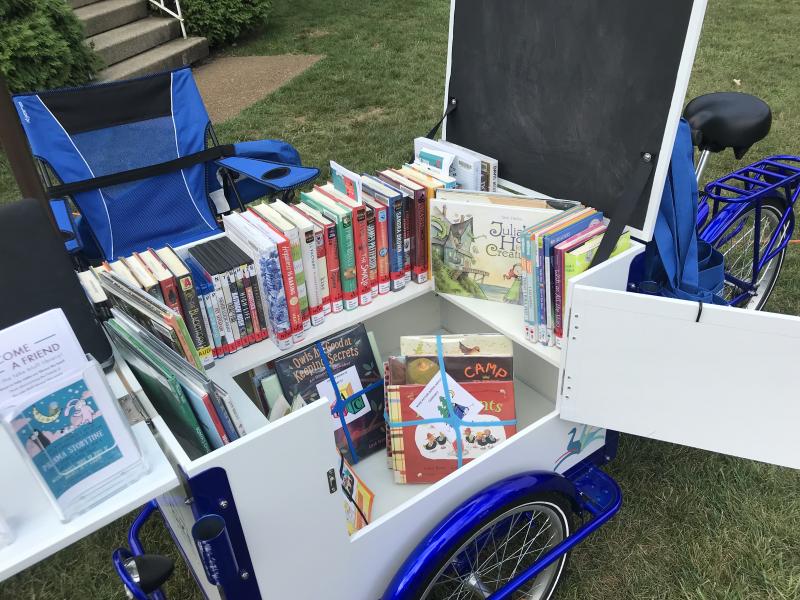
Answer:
[[564, 231, 632, 287], [106, 319, 212, 458], [301, 189, 359, 311]]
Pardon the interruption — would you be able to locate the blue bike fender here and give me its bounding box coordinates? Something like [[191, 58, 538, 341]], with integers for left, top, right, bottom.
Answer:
[[381, 471, 577, 600]]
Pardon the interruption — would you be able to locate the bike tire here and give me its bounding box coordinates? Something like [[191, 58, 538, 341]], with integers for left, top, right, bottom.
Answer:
[[710, 196, 790, 311], [416, 492, 574, 600]]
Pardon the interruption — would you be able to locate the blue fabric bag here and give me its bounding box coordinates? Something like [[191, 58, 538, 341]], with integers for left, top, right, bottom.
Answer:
[[631, 119, 726, 304]]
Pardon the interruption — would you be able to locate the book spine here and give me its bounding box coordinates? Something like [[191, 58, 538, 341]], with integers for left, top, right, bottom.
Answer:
[[402, 195, 412, 284], [222, 269, 245, 350], [275, 237, 305, 342], [234, 264, 255, 346], [167, 313, 204, 370], [411, 188, 428, 283], [521, 230, 529, 340], [175, 272, 214, 367], [528, 233, 538, 342], [257, 247, 293, 350], [365, 206, 378, 299], [201, 290, 223, 357], [312, 227, 332, 315], [201, 393, 230, 445], [388, 196, 405, 291], [242, 263, 264, 343], [351, 205, 372, 306], [207, 272, 232, 354], [554, 247, 565, 343], [207, 389, 239, 442], [299, 226, 325, 327], [536, 237, 547, 343], [158, 277, 183, 317], [196, 286, 217, 358], [372, 202, 390, 295], [544, 247, 554, 346], [247, 261, 269, 342], [214, 385, 247, 437], [285, 228, 311, 331], [323, 221, 344, 313]]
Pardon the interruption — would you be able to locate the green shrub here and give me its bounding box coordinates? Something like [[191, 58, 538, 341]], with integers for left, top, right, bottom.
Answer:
[[0, 0, 100, 93], [182, 0, 272, 47]]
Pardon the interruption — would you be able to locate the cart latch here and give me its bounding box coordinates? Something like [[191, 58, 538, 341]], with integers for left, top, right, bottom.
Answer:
[[327, 468, 337, 494]]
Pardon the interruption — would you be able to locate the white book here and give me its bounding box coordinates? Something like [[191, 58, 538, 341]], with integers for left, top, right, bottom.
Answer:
[[270, 200, 325, 326], [288, 203, 332, 315], [251, 204, 311, 332], [414, 137, 481, 190], [223, 213, 293, 350], [436, 139, 498, 192]]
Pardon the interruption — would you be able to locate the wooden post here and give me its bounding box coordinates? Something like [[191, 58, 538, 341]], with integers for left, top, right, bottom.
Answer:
[[0, 74, 57, 232]]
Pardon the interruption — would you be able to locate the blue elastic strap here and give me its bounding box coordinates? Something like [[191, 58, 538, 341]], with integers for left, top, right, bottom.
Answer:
[[317, 341, 383, 464], [385, 335, 517, 469]]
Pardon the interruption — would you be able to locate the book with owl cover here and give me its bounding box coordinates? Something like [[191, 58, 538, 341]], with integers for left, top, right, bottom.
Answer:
[[430, 198, 557, 304], [273, 323, 385, 462]]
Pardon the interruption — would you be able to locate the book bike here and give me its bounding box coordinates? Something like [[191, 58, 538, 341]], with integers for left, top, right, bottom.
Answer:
[[117, 101, 800, 600], [5, 3, 800, 600]]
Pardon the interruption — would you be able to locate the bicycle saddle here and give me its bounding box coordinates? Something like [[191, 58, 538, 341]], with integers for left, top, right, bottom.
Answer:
[[683, 92, 771, 159]]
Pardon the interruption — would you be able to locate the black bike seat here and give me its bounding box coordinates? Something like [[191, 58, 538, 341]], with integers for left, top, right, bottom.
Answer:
[[683, 92, 771, 159]]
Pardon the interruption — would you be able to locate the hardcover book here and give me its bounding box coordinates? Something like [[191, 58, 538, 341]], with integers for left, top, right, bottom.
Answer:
[[430, 198, 556, 304], [274, 323, 385, 462]]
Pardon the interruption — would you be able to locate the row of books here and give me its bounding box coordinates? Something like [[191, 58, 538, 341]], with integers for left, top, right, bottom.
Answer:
[[521, 208, 631, 347], [386, 334, 517, 484]]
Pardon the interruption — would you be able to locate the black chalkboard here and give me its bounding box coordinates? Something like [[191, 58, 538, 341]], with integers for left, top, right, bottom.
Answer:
[[445, 0, 696, 232]]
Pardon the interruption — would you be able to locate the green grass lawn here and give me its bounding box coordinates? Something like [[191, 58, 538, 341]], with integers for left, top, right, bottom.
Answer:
[[2, 0, 799, 598]]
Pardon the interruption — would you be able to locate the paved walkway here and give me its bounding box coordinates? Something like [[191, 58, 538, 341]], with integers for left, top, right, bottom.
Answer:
[[194, 55, 323, 122]]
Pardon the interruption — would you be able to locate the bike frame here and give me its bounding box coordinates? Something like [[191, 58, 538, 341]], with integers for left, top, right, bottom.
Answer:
[[695, 154, 800, 306]]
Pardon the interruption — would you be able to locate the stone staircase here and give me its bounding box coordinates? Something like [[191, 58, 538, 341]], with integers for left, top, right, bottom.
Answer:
[[71, 0, 209, 81]]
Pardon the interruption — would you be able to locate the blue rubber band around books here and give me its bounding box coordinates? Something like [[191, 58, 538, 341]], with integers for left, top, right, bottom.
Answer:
[[317, 340, 382, 464], [385, 335, 517, 469]]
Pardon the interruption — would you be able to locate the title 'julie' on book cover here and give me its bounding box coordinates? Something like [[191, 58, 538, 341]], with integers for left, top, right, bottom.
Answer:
[[273, 323, 384, 461], [430, 199, 553, 304]]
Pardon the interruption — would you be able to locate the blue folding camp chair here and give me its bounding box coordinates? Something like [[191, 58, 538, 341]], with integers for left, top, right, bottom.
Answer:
[[12, 67, 319, 261]]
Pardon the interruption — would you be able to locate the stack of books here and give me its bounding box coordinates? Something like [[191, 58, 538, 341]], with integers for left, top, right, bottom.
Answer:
[[521, 209, 631, 347], [385, 334, 517, 484]]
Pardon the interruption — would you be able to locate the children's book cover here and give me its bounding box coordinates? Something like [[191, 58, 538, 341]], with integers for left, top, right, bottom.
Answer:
[[430, 199, 554, 303], [340, 458, 374, 535], [388, 379, 516, 484], [273, 323, 385, 461]]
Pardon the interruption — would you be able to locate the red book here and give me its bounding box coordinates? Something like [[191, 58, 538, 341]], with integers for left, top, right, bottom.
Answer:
[[319, 183, 372, 306], [363, 196, 390, 295], [387, 379, 516, 484], [139, 249, 184, 316], [200, 391, 230, 445], [244, 208, 305, 342]]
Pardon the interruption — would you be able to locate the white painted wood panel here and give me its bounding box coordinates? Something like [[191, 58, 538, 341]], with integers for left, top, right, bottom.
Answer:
[[560, 285, 800, 469]]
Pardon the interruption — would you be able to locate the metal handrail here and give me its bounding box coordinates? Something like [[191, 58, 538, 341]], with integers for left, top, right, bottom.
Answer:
[[149, 0, 187, 38]]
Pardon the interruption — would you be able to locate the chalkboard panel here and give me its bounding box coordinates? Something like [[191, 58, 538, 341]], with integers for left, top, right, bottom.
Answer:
[[445, 0, 696, 233]]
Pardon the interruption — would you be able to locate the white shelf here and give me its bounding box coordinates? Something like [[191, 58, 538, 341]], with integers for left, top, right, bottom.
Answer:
[[354, 377, 554, 525], [437, 293, 562, 367], [0, 419, 178, 581], [207, 281, 435, 378]]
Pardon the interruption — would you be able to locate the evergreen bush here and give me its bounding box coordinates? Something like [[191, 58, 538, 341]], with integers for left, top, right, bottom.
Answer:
[[182, 0, 273, 47], [0, 0, 100, 93]]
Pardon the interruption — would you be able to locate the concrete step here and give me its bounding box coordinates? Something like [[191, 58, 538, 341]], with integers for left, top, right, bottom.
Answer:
[[75, 0, 148, 37], [87, 17, 181, 67], [69, 0, 103, 9], [98, 36, 209, 81]]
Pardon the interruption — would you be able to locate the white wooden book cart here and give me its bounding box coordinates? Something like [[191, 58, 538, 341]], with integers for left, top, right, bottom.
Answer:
[[2, 1, 799, 599]]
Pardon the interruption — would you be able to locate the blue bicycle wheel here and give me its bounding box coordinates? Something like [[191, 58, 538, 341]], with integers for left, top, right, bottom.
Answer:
[[711, 197, 789, 310], [416, 493, 572, 600]]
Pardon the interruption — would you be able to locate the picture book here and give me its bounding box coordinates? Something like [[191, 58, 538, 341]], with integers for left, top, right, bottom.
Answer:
[[273, 323, 384, 462], [430, 198, 557, 304], [330, 160, 362, 202], [341, 458, 374, 535]]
